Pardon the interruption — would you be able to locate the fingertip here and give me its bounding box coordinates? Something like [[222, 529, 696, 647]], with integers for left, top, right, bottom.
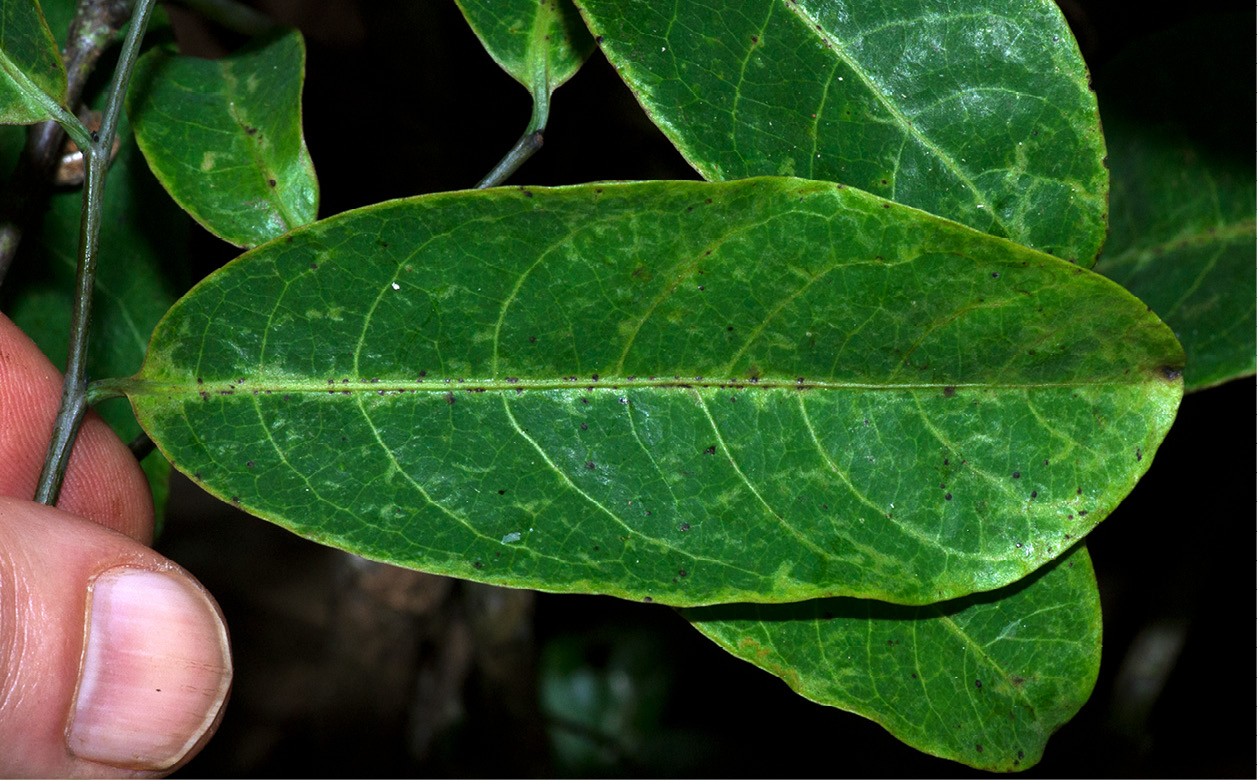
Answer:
[[0, 498, 231, 777]]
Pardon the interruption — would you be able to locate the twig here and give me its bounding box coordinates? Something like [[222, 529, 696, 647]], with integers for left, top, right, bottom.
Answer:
[[0, 0, 137, 288], [475, 73, 550, 189], [35, 0, 158, 506], [475, 130, 544, 189], [170, 0, 275, 36]]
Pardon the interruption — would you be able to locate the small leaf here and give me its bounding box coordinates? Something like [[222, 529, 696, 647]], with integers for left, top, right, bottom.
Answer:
[[117, 178, 1180, 606], [684, 543, 1100, 772], [1093, 17, 1255, 392], [455, 0, 594, 98], [126, 28, 318, 248], [573, 0, 1108, 264], [3, 110, 186, 522], [0, 0, 69, 124]]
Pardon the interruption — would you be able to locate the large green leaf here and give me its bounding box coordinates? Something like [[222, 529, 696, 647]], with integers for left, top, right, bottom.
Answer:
[[112, 178, 1181, 606], [455, 0, 594, 98], [0, 0, 68, 125], [126, 28, 318, 248], [573, 0, 1108, 264], [685, 542, 1100, 772], [1092, 18, 1255, 392], [2, 108, 186, 522]]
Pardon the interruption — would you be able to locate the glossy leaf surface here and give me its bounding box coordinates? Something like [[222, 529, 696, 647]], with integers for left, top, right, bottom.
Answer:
[[119, 178, 1181, 606], [455, 0, 594, 96], [0, 0, 68, 124], [126, 28, 318, 248], [1093, 19, 1255, 391], [2, 110, 185, 520], [574, 0, 1107, 263], [686, 543, 1099, 771]]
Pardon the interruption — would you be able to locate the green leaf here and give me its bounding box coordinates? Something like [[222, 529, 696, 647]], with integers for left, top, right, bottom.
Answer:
[[455, 0, 594, 100], [2, 110, 186, 522], [1092, 17, 1255, 392], [573, 0, 1108, 264], [116, 178, 1180, 606], [126, 28, 318, 248], [0, 0, 69, 124], [684, 542, 1099, 772]]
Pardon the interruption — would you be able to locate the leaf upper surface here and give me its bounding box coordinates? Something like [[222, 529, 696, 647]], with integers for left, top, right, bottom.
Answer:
[[574, 0, 1108, 263], [685, 543, 1100, 771], [122, 178, 1181, 606], [0, 0, 68, 125], [126, 29, 318, 248]]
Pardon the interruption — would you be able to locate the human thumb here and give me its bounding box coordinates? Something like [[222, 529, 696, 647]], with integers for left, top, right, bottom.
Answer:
[[0, 496, 231, 777]]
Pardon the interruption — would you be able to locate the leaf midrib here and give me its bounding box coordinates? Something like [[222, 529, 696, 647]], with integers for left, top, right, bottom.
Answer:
[[111, 374, 1166, 397]]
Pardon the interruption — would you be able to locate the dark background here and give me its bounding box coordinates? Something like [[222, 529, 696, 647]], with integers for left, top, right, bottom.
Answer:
[[152, 1, 1254, 776]]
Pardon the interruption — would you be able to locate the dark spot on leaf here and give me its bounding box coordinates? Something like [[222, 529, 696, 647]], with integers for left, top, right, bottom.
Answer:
[[679, 523, 690, 531], [1031, 490, 1037, 498], [1136, 447, 1142, 461], [911, 672, 917, 679], [594, 35, 603, 43], [194, 472, 202, 480], [703, 445, 716, 455], [231, 496, 240, 504], [751, 35, 758, 42], [882, 203, 891, 208], [945, 493, 952, 501], [1012, 471, 1020, 479], [975, 745, 983, 753], [678, 570, 688, 577], [1079, 509, 1088, 515], [473, 561, 483, 569], [1077, 487, 1082, 495], [643, 597, 653, 603], [196, 377, 203, 384], [975, 679, 982, 688], [445, 393, 455, 404], [586, 462, 596, 469], [581, 397, 589, 404], [1160, 365, 1182, 380], [580, 423, 588, 430], [529, 336, 536, 343], [943, 386, 955, 398], [246, 461, 254, 468], [268, 179, 276, 187], [522, 189, 533, 198], [497, 489, 506, 495]]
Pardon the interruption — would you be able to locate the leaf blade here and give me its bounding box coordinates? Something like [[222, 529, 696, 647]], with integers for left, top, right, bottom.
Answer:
[[125, 28, 318, 248], [684, 543, 1100, 771], [0, 0, 69, 125], [123, 178, 1180, 606], [455, 0, 594, 98], [1093, 17, 1255, 391], [573, 0, 1108, 263]]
